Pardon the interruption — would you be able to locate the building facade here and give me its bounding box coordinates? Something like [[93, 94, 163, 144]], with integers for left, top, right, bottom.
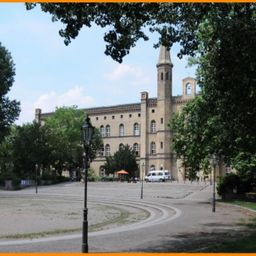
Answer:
[[35, 46, 198, 181]]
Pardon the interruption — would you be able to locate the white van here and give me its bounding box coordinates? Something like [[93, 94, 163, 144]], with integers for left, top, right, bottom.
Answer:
[[144, 170, 171, 182]]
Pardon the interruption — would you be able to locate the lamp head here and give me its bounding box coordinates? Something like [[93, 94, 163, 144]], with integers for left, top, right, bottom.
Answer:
[[82, 116, 94, 145]]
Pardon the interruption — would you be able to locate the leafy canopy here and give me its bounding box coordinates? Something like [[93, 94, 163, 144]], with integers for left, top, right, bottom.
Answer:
[[171, 4, 256, 177], [0, 42, 20, 142], [104, 144, 138, 177]]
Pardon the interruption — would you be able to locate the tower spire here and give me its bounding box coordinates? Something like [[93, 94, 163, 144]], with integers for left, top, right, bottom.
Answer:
[[157, 45, 172, 67]]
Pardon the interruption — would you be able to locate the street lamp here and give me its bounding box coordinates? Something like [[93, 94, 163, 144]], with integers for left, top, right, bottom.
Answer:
[[210, 154, 219, 212], [141, 162, 145, 199], [81, 116, 94, 253]]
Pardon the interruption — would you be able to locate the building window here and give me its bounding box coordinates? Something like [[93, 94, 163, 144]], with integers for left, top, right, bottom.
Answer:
[[133, 143, 140, 156], [100, 125, 105, 137], [138, 113, 141, 117], [134, 123, 140, 136], [186, 83, 192, 95], [104, 116, 107, 120], [105, 144, 110, 156], [161, 72, 163, 81], [120, 115, 123, 118], [119, 124, 124, 136], [150, 120, 156, 133], [166, 72, 169, 80], [105, 125, 110, 137], [150, 142, 156, 155], [161, 118, 163, 124], [152, 109, 155, 113], [112, 116, 115, 119], [99, 167, 105, 177], [119, 143, 124, 150], [96, 117, 98, 121], [99, 145, 104, 156], [160, 142, 163, 149], [129, 114, 132, 118]]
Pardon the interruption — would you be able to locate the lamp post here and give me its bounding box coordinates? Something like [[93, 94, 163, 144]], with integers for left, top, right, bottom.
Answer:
[[210, 154, 218, 213], [141, 162, 145, 199], [35, 164, 38, 194], [81, 116, 94, 253]]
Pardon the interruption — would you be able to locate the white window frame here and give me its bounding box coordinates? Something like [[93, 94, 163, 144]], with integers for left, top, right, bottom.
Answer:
[[150, 120, 156, 133], [105, 125, 110, 137], [134, 123, 140, 136]]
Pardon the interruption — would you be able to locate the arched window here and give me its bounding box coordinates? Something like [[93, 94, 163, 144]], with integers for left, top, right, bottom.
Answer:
[[105, 125, 110, 137], [150, 120, 156, 133], [119, 124, 124, 136], [186, 83, 192, 95], [134, 123, 140, 136], [105, 144, 110, 156], [119, 143, 124, 150], [161, 72, 164, 80], [133, 143, 140, 156], [150, 142, 156, 155], [165, 72, 169, 80], [100, 125, 105, 137], [99, 167, 106, 177]]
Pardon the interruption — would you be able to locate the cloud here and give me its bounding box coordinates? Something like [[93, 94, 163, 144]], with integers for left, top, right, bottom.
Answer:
[[33, 86, 95, 113], [105, 63, 151, 86]]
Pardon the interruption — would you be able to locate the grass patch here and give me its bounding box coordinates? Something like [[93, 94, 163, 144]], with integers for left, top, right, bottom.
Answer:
[[88, 205, 150, 232], [228, 200, 256, 210], [0, 228, 82, 240], [207, 232, 256, 252], [88, 206, 130, 232]]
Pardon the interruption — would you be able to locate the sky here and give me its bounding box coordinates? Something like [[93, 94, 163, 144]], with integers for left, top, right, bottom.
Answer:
[[0, 3, 196, 125]]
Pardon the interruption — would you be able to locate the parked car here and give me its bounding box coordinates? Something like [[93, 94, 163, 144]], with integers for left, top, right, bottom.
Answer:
[[144, 170, 171, 182]]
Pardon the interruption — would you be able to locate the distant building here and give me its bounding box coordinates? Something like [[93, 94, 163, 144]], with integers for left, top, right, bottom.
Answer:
[[35, 46, 203, 181]]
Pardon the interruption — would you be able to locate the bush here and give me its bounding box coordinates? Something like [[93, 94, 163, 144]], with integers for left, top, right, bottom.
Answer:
[[217, 173, 240, 197], [100, 176, 119, 182], [246, 192, 256, 201], [56, 175, 70, 182], [0, 172, 21, 190], [217, 172, 254, 199], [41, 172, 55, 181]]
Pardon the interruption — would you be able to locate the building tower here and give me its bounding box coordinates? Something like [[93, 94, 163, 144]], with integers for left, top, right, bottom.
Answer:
[[156, 46, 173, 171]]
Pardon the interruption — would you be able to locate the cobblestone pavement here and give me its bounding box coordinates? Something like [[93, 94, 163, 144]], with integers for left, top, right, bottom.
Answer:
[[0, 181, 255, 252]]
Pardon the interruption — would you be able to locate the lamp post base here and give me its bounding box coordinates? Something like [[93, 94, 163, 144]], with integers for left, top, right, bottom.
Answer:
[[82, 244, 88, 253]]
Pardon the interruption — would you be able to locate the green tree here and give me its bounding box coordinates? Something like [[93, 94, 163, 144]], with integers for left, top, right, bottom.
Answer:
[[26, 3, 213, 63], [103, 144, 138, 177], [166, 4, 256, 178], [0, 128, 16, 179], [44, 106, 102, 175], [0, 42, 20, 142], [11, 122, 51, 179]]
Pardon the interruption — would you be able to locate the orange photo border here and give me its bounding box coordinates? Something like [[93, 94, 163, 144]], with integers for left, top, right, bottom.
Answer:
[[0, 1, 255, 256]]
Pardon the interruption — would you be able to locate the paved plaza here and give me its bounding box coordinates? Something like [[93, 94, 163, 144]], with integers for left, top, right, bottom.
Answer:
[[0, 181, 255, 252]]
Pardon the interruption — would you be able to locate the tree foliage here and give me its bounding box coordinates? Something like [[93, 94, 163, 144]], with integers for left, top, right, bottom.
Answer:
[[0, 43, 20, 142], [25, 3, 220, 63], [171, 4, 256, 178], [44, 106, 102, 174], [0, 107, 102, 181], [13, 123, 51, 178], [103, 144, 138, 177]]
